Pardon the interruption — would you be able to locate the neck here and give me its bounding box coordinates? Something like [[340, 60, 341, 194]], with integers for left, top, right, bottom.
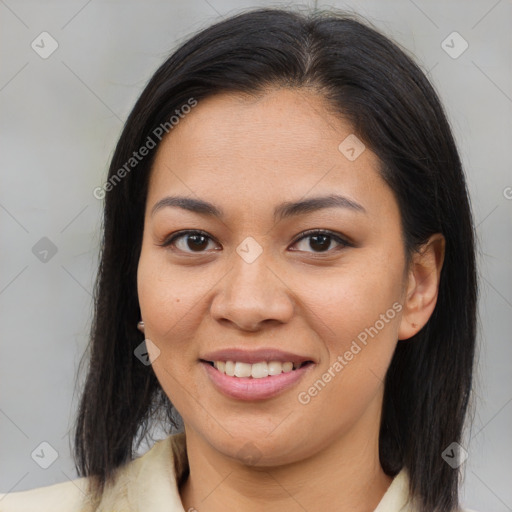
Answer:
[[179, 394, 392, 512]]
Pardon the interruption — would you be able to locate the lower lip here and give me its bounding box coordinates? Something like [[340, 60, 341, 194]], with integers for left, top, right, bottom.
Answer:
[[201, 361, 315, 401]]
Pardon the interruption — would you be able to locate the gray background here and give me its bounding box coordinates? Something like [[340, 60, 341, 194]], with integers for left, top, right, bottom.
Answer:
[[1, 0, 511, 510]]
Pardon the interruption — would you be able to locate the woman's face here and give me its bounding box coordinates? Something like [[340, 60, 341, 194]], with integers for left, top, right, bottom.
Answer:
[[137, 88, 409, 465]]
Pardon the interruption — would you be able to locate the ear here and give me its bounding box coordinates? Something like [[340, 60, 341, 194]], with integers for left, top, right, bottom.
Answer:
[[398, 233, 445, 341]]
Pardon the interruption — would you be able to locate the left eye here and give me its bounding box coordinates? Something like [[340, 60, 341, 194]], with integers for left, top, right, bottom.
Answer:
[[159, 229, 350, 254], [290, 229, 350, 253]]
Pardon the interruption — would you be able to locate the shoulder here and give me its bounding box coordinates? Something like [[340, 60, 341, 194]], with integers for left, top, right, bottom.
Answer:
[[0, 477, 91, 512], [373, 469, 481, 512], [0, 433, 187, 512]]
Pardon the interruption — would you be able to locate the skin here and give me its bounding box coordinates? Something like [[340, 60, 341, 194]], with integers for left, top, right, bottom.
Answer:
[[137, 87, 445, 512]]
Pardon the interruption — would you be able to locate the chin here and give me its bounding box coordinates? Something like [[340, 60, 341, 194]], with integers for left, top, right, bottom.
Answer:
[[206, 430, 305, 468]]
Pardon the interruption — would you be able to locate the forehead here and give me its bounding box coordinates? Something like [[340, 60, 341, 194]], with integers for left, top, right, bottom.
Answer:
[[153, 88, 355, 172], [147, 88, 396, 223]]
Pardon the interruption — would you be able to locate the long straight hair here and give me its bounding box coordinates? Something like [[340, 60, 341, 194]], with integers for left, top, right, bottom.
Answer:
[[73, 8, 477, 511]]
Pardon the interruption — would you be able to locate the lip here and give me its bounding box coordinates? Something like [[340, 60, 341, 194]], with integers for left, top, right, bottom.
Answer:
[[200, 360, 316, 401], [200, 348, 315, 365]]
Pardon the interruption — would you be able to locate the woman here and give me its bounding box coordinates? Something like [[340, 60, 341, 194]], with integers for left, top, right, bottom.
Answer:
[[0, 7, 478, 512]]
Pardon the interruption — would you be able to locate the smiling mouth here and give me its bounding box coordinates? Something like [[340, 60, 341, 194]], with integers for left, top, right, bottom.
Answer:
[[200, 359, 314, 379]]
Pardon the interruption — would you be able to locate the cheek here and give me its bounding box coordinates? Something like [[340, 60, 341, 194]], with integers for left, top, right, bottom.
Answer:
[[297, 255, 403, 406], [137, 252, 203, 409], [302, 259, 403, 347], [295, 279, 401, 438], [137, 248, 202, 359], [137, 245, 205, 322]]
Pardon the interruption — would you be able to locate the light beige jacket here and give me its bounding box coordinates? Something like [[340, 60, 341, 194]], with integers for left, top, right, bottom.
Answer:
[[0, 433, 476, 512]]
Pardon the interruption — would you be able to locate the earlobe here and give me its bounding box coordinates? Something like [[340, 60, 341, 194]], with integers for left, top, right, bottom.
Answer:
[[398, 233, 445, 341]]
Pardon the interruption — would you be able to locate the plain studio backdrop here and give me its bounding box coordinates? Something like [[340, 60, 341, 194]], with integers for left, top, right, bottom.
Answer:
[[0, 1, 511, 511]]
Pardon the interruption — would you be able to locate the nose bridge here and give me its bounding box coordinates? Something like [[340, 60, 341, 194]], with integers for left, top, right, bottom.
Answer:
[[210, 240, 294, 330]]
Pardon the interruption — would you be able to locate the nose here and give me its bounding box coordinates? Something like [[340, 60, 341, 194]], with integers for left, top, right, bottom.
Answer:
[[210, 250, 295, 332]]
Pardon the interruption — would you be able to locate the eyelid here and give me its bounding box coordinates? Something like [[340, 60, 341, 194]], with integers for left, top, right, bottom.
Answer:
[[290, 228, 353, 249], [158, 228, 352, 254], [157, 229, 219, 250]]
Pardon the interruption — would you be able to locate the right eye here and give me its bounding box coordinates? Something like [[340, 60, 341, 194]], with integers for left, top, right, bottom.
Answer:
[[158, 230, 221, 254]]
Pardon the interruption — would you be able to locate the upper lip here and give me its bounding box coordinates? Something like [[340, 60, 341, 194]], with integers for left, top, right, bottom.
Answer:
[[200, 348, 315, 365]]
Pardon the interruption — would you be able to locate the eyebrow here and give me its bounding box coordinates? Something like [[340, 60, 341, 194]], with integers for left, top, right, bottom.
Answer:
[[150, 194, 367, 221]]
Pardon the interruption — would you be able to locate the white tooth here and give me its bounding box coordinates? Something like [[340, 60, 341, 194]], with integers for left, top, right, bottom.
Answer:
[[234, 362, 252, 378], [282, 362, 293, 373], [219, 360, 297, 377], [251, 362, 269, 379], [268, 361, 283, 375], [225, 360, 236, 376]]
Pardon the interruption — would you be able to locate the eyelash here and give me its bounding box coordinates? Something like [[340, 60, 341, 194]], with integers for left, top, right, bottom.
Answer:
[[158, 229, 352, 255]]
